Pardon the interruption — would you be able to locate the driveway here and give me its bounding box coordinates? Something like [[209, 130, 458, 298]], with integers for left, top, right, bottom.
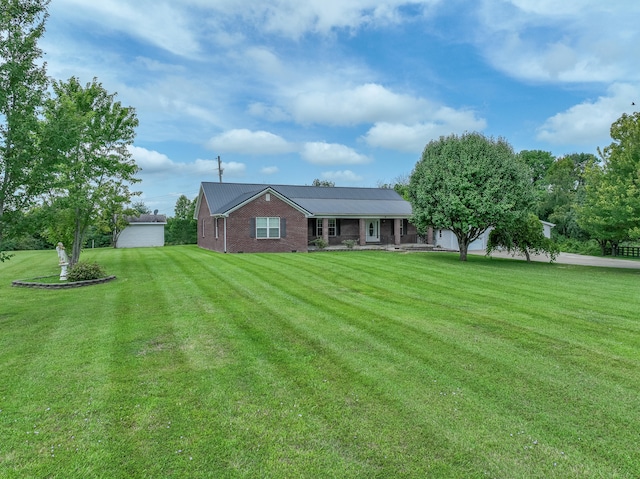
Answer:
[[469, 250, 640, 269]]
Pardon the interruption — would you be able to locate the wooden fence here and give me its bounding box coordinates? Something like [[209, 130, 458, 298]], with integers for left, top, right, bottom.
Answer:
[[606, 246, 640, 257], [615, 246, 640, 257]]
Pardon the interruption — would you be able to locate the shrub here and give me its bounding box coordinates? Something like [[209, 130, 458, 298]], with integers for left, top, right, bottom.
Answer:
[[67, 262, 106, 282], [557, 238, 601, 256], [341, 239, 357, 249], [310, 237, 328, 249]]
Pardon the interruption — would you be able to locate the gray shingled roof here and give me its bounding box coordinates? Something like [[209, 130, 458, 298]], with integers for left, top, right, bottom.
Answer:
[[200, 182, 412, 217], [127, 214, 167, 223]]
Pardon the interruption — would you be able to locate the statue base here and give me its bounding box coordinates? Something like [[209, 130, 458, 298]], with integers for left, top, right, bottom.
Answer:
[[60, 263, 68, 281]]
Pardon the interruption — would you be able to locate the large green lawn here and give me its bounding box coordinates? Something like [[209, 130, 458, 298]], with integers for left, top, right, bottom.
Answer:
[[1, 246, 639, 478]]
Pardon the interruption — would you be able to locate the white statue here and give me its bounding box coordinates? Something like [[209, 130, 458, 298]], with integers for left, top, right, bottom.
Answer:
[[56, 242, 69, 280]]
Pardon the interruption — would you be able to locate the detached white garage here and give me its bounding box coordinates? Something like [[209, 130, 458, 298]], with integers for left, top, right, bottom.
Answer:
[[434, 221, 555, 252], [116, 214, 167, 248], [434, 228, 492, 251]]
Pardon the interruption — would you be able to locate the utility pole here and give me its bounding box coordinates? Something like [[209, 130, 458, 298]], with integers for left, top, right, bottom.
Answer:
[[216, 155, 223, 183]]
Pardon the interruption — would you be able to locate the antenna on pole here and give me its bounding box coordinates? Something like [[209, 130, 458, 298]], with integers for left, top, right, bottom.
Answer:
[[216, 155, 223, 183]]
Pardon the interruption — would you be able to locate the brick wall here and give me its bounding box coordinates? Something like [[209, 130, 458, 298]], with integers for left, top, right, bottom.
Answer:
[[198, 192, 308, 253], [197, 199, 225, 252]]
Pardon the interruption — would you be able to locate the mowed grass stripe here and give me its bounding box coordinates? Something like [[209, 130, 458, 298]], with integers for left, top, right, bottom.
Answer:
[[2, 246, 640, 478], [234, 251, 633, 476], [1, 263, 126, 477], [183, 254, 463, 476], [162, 251, 404, 475], [189, 255, 604, 476]]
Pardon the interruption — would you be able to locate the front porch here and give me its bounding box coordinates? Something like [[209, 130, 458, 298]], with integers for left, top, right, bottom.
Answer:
[[308, 218, 433, 249]]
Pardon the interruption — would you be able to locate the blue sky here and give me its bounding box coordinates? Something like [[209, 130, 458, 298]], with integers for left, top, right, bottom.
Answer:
[[41, 0, 640, 215]]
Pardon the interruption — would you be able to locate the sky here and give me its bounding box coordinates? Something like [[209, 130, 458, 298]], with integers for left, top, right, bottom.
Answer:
[[40, 0, 640, 215]]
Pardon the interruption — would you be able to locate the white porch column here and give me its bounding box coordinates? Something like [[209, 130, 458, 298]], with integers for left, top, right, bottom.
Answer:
[[394, 218, 401, 245]]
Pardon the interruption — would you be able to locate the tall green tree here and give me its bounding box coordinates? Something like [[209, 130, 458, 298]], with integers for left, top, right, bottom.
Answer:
[[311, 178, 335, 187], [41, 77, 139, 264], [518, 150, 555, 185], [409, 132, 534, 261], [0, 0, 49, 251], [537, 153, 595, 240], [578, 166, 629, 254], [166, 195, 197, 245], [131, 200, 150, 215], [579, 112, 640, 253]]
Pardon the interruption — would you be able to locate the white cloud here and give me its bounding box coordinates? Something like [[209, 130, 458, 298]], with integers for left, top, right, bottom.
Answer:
[[321, 170, 364, 183], [129, 146, 246, 178], [363, 108, 487, 152], [248, 103, 292, 122], [207, 129, 295, 155], [208, 0, 441, 39], [291, 83, 431, 126], [129, 146, 174, 173], [244, 47, 285, 77], [133, 57, 186, 73], [301, 142, 371, 165], [506, 0, 604, 16], [261, 166, 279, 175], [475, 0, 640, 82], [221, 161, 247, 177], [51, 0, 201, 57], [536, 83, 640, 146]]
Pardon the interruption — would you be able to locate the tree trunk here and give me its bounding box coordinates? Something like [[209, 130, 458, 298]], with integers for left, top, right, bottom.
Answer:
[[71, 212, 83, 266], [524, 249, 531, 262], [597, 239, 607, 256], [457, 235, 470, 261]]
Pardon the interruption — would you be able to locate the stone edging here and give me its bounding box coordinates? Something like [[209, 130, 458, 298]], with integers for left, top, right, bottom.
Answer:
[[12, 275, 117, 289]]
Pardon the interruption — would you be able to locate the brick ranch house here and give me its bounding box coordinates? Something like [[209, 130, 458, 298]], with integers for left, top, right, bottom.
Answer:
[[194, 182, 424, 253]]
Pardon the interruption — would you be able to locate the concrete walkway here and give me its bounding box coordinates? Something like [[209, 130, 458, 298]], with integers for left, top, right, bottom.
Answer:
[[469, 249, 640, 269]]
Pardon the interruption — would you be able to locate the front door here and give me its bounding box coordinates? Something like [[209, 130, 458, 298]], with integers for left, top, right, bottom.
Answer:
[[366, 219, 380, 242]]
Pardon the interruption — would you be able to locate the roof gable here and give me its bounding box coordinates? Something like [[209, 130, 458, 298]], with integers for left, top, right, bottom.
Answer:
[[224, 186, 312, 216]]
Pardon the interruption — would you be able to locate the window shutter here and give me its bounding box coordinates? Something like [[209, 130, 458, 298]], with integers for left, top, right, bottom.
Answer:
[[280, 218, 286, 238], [249, 218, 256, 238], [403, 219, 408, 236], [336, 219, 340, 236]]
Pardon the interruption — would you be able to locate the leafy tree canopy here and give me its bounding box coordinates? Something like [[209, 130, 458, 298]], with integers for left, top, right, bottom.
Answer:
[[536, 153, 596, 240], [41, 76, 139, 264], [518, 150, 554, 185], [173, 194, 194, 221], [0, 0, 50, 252], [166, 195, 196, 245], [131, 201, 150, 215], [311, 179, 335, 187], [487, 213, 559, 262], [579, 112, 640, 251], [409, 132, 534, 261]]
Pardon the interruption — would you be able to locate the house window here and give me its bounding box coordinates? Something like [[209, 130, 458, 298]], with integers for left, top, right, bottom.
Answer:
[[400, 220, 405, 236], [316, 218, 337, 236], [256, 217, 280, 238], [202, 219, 206, 237], [328, 219, 336, 236], [215, 218, 219, 239]]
